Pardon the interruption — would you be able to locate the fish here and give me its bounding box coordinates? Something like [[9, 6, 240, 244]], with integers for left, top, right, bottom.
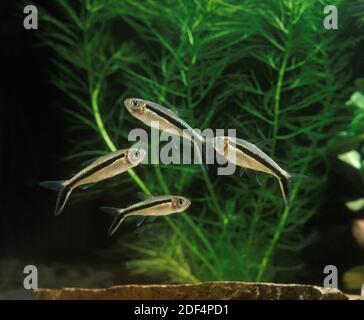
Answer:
[[124, 98, 205, 144], [100, 195, 191, 236], [40, 148, 147, 216], [212, 136, 293, 205]]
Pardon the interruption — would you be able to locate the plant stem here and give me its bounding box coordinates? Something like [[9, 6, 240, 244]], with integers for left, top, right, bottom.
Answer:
[[155, 162, 220, 270], [256, 144, 314, 281], [271, 52, 289, 156], [256, 46, 291, 281], [91, 85, 219, 277], [91, 85, 151, 195]]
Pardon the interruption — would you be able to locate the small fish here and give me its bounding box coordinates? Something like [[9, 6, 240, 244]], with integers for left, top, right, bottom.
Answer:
[[100, 195, 191, 236], [40, 148, 147, 216], [124, 98, 204, 143], [213, 136, 293, 205]]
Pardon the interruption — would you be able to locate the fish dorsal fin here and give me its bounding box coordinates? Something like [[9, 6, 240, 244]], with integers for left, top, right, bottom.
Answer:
[[81, 156, 104, 168], [232, 138, 261, 151], [231, 138, 271, 159], [80, 149, 128, 167], [137, 192, 154, 201], [157, 105, 193, 125]]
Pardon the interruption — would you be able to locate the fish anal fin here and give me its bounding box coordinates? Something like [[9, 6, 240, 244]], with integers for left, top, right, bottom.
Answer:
[[80, 183, 96, 190]]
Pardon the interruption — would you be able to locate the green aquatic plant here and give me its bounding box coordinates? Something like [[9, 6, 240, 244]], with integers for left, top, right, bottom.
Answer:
[[329, 81, 364, 212], [39, 0, 358, 283]]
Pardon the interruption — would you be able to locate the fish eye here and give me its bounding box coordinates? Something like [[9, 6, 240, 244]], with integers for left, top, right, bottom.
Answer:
[[131, 99, 139, 108], [177, 198, 185, 206], [134, 150, 141, 158]]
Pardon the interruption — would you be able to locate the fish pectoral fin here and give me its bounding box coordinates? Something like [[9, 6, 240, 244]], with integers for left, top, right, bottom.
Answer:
[[136, 217, 146, 227], [136, 216, 157, 227], [239, 168, 247, 177], [80, 183, 96, 190], [255, 172, 262, 186]]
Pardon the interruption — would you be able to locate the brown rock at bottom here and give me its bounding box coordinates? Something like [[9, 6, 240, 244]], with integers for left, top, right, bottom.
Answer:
[[36, 281, 348, 300]]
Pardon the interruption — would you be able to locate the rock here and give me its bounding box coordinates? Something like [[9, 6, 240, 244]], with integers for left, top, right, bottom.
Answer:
[[346, 294, 364, 300], [36, 281, 348, 300]]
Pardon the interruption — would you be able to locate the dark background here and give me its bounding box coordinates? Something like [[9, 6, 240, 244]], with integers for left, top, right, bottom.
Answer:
[[0, 1, 363, 294]]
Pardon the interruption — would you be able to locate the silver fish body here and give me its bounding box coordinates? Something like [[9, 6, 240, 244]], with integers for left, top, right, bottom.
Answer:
[[40, 148, 147, 215], [213, 136, 291, 205], [101, 195, 191, 235], [124, 98, 204, 143]]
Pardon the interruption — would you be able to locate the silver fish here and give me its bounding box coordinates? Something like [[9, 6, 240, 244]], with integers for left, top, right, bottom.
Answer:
[[124, 98, 204, 143], [40, 148, 147, 216], [213, 136, 292, 205], [101, 195, 191, 235]]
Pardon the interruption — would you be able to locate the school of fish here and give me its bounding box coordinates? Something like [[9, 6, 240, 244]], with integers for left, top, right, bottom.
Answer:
[[41, 97, 295, 235]]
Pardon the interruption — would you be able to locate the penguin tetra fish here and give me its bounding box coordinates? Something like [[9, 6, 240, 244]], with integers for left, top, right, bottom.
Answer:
[[101, 195, 191, 236], [213, 136, 294, 206], [40, 148, 147, 215]]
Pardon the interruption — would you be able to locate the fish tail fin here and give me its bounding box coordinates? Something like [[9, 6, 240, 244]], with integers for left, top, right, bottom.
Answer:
[[39, 180, 65, 192], [278, 176, 291, 207], [100, 207, 126, 236], [278, 173, 310, 207], [40, 180, 72, 216]]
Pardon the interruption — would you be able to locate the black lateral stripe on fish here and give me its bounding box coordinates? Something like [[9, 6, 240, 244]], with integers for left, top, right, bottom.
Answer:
[[68, 150, 127, 188], [145, 101, 192, 133], [122, 198, 172, 215], [101, 195, 191, 236], [124, 98, 205, 144], [229, 141, 287, 180]]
